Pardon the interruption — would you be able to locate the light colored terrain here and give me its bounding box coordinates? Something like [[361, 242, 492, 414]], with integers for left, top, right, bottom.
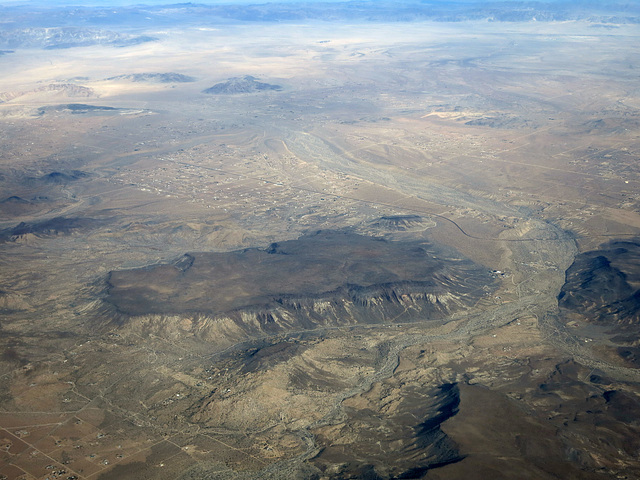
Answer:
[[1, 20, 640, 480]]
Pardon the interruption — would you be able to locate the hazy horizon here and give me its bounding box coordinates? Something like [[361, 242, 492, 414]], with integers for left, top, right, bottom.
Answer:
[[0, 0, 612, 6]]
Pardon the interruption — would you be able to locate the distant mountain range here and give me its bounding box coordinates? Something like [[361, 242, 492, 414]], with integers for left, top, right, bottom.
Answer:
[[0, 84, 95, 103], [0, 27, 155, 49], [0, 2, 638, 50], [0, 1, 638, 32]]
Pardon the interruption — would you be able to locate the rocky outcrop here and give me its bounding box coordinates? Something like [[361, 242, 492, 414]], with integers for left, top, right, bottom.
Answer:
[[558, 239, 640, 327]]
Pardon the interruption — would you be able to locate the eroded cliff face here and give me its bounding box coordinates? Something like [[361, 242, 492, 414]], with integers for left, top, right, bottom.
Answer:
[[311, 382, 464, 479], [104, 231, 496, 346]]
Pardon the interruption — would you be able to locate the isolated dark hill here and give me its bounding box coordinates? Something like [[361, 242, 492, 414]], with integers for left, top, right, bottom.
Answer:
[[1, 216, 106, 241], [106, 231, 495, 340], [0, 195, 52, 217], [0, 196, 32, 216], [38, 170, 88, 184], [202, 75, 282, 94], [1, 196, 29, 204], [558, 239, 640, 326]]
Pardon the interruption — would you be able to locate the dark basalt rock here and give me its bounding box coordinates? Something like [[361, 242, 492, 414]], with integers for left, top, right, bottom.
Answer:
[[38, 170, 89, 184], [106, 230, 495, 324], [0, 195, 43, 217], [558, 239, 640, 327], [1, 216, 106, 240], [0, 196, 30, 204]]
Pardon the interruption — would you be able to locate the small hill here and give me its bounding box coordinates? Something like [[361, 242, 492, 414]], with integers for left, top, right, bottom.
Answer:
[[39, 170, 88, 184], [202, 75, 281, 95], [1, 196, 30, 204], [0, 196, 33, 217]]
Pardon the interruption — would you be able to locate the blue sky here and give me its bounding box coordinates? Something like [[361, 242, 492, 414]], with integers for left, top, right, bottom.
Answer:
[[0, 0, 625, 8], [0, 0, 569, 5], [5, 0, 347, 5], [3, 0, 365, 5]]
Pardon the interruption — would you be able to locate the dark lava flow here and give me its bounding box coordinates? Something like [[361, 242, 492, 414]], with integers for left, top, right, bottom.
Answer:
[[106, 230, 495, 319]]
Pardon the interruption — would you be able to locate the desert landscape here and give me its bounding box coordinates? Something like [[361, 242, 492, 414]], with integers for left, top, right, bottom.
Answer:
[[1, 1, 640, 479]]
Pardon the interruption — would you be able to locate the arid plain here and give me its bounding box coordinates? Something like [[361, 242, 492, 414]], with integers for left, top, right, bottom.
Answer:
[[1, 16, 640, 480]]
